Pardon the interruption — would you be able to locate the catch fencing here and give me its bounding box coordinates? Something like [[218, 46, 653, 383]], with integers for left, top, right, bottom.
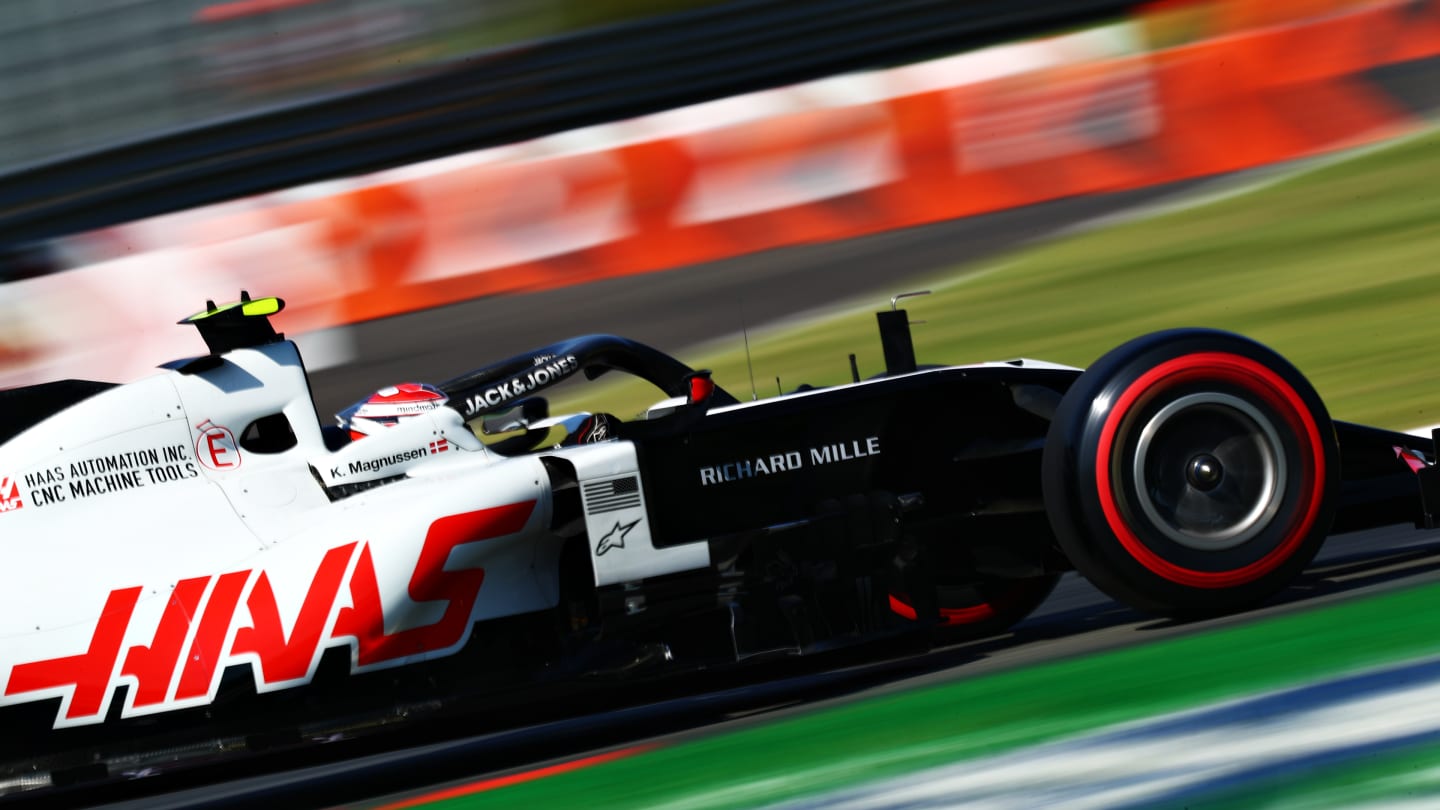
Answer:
[[0, 0, 1141, 248]]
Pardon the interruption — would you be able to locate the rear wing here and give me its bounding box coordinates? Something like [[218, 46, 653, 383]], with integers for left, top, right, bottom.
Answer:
[[178, 292, 285, 355]]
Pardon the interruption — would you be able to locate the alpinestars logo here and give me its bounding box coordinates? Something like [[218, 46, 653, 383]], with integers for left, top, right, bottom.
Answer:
[[595, 519, 640, 556], [0, 476, 22, 513]]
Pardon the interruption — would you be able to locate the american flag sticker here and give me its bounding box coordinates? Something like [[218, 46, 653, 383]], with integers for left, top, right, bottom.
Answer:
[[582, 476, 641, 515]]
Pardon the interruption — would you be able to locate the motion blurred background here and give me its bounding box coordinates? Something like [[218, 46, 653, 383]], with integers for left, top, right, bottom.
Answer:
[[0, 0, 724, 169], [1, 0, 1437, 421]]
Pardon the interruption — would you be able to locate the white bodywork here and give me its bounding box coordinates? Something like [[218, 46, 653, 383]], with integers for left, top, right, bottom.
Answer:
[[0, 341, 710, 729]]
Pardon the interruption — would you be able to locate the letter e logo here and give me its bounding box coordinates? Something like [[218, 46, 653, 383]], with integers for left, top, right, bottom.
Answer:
[[196, 420, 242, 471]]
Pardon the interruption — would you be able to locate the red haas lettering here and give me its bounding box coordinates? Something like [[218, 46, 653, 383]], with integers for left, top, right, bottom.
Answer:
[[0, 476, 22, 512], [196, 420, 241, 470], [121, 577, 209, 708], [2, 501, 537, 728], [174, 571, 249, 700], [231, 544, 356, 686], [5, 588, 142, 723], [335, 502, 533, 666]]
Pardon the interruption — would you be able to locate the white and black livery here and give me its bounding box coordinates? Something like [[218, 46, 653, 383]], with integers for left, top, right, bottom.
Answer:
[[0, 293, 1434, 793]]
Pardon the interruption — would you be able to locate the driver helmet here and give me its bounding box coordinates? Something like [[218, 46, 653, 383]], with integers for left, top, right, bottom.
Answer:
[[339, 382, 448, 440]]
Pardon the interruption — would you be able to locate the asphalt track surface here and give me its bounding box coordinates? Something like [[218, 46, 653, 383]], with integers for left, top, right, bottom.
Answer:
[[52, 179, 1437, 808]]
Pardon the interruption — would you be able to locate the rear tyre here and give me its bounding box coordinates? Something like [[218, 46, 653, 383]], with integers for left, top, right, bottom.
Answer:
[[1042, 329, 1338, 617]]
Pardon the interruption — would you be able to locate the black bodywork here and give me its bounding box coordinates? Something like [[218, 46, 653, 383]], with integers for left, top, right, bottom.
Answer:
[[624, 366, 1074, 659], [437, 317, 1433, 662]]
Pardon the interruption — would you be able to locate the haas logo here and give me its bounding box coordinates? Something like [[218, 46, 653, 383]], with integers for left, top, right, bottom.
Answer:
[[0, 476, 21, 513], [4, 501, 537, 729]]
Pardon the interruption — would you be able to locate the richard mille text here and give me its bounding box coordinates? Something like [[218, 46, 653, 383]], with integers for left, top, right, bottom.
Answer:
[[698, 437, 880, 485]]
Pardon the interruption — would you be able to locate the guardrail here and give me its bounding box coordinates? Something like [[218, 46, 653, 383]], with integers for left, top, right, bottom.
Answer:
[[0, 0, 1141, 250]]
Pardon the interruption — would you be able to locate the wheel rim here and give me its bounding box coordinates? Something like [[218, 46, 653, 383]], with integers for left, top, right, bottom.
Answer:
[[1132, 392, 1286, 551]]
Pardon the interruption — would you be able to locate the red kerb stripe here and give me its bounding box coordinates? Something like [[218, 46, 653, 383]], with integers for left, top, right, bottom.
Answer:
[[376, 744, 658, 810]]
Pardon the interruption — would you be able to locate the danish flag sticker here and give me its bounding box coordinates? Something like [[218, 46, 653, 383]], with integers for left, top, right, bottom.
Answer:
[[0, 476, 22, 513], [196, 420, 242, 471]]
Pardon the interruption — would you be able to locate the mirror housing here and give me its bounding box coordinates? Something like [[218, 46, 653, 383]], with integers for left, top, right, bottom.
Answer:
[[685, 370, 715, 411]]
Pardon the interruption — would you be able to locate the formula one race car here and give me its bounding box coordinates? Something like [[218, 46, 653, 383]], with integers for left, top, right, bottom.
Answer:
[[0, 293, 1434, 793]]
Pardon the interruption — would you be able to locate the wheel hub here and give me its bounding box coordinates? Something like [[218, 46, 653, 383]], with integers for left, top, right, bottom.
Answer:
[[1131, 392, 1285, 551], [1186, 453, 1223, 491]]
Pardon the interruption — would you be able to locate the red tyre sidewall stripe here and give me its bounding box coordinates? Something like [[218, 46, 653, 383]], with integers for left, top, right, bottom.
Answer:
[[939, 603, 997, 626], [888, 593, 919, 621], [889, 593, 998, 626], [1093, 352, 1326, 589]]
